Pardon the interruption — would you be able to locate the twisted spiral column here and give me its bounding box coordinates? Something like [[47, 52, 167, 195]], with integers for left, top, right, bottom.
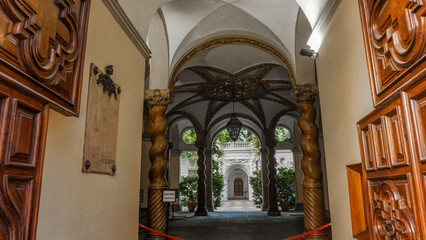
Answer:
[[261, 148, 269, 211], [145, 89, 173, 240], [266, 140, 281, 216], [205, 149, 214, 212], [195, 142, 208, 216], [292, 85, 329, 240]]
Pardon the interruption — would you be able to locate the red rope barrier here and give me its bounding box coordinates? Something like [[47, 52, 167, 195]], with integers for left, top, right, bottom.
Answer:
[[282, 223, 331, 240], [139, 224, 184, 240], [139, 223, 331, 240]]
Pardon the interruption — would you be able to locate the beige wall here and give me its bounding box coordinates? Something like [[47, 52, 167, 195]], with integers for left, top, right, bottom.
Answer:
[[36, 1, 146, 239], [316, 0, 374, 239]]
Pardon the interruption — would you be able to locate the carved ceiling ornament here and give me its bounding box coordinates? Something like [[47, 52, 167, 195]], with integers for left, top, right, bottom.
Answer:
[[372, 180, 416, 240], [169, 64, 297, 131], [291, 84, 319, 102], [189, 64, 272, 101], [169, 37, 296, 89], [145, 89, 174, 106]]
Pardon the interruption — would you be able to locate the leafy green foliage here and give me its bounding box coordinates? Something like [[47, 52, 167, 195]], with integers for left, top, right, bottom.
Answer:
[[179, 175, 198, 206], [249, 169, 263, 208], [249, 167, 296, 209], [277, 167, 296, 209], [212, 160, 225, 209], [182, 129, 197, 144], [275, 127, 291, 142], [180, 151, 198, 166]]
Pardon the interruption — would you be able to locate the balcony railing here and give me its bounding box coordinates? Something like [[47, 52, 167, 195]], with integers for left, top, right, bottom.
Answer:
[[220, 142, 253, 150]]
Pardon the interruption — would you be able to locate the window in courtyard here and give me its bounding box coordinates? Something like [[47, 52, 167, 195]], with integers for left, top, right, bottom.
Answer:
[[275, 127, 291, 142], [182, 129, 197, 144]]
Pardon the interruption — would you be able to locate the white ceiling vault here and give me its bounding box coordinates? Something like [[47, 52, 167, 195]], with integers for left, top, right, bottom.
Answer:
[[118, 0, 336, 144]]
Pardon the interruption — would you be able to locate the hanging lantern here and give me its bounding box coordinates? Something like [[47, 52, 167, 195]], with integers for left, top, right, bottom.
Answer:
[[226, 115, 242, 142]]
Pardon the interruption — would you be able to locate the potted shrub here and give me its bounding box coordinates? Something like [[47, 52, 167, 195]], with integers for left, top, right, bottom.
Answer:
[[179, 175, 198, 212], [277, 167, 296, 212]]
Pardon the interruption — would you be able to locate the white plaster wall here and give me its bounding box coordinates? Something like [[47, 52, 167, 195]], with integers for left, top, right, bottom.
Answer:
[[316, 0, 373, 238], [37, 1, 146, 239]]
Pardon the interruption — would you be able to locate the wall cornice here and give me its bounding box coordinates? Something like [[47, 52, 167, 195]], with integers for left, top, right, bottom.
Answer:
[[102, 0, 151, 59]]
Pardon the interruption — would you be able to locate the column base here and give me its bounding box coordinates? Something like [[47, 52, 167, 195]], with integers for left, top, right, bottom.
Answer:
[[207, 206, 214, 212], [195, 207, 208, 216], [267, 207, 281, 216]]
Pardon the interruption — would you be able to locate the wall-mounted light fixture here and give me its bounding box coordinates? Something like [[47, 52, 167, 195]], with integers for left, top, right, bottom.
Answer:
[[300, 49, 318, 59]]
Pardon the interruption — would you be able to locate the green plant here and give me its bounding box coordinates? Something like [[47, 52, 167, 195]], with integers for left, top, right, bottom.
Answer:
[[212, 160, 225, 209], [179, 175, 198, 206], [180, 151, 198, 166], [249, 169, 263, 208], [275, 127, 291, 142], [277, 167, 296, 209], [182, 129, 197, 144]]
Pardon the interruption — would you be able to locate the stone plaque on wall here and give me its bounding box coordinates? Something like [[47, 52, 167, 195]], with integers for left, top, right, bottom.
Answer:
[[82, 64, 121, 175]]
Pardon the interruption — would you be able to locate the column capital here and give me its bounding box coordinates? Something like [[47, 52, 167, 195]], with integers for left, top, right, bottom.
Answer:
[[291, 84, 318, 102], [145, 89, 174, 106]]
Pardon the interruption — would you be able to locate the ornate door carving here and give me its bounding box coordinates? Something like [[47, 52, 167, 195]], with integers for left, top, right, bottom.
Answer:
[[0, 1, 90, 239], [0, 0, 90, 116], [357, 0, 426, 239], [359, 0, 425, 106], [234, 178, 244, 196]]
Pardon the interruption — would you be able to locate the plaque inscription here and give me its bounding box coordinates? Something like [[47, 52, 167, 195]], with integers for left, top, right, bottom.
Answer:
[[82, 64, 121, 175]]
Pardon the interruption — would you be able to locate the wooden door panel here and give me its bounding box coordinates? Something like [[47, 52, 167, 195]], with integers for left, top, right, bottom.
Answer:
[[6, 102, 42, 167], [0, 0, 90, 116], [234, 178, 244, 196], [358, 0, 426, 106], [0, 0, 90, 239], [0, 84, 49, 240], [358, 92, 424, 239], [367, 175, 417, 240]]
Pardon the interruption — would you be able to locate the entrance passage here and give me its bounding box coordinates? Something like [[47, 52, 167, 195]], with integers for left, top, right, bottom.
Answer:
[[234, 178, 244, 196], [168, 211, 304, 240]]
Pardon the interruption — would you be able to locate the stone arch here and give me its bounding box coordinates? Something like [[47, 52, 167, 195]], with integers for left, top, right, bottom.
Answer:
[[169, 36, 296, 90], [224, 164, 251, 200]]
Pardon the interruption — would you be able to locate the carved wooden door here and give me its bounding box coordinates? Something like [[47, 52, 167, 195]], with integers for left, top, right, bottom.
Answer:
[[357, 0, 425, 239], [234, 178, 244, 196], [0, 1, 90, 239]]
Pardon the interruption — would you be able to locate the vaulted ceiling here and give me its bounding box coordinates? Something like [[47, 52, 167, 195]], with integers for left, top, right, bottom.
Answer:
[[122, 0, 336, 143]]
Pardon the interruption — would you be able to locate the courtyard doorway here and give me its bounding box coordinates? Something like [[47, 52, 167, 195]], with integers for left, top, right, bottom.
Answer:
[[234, 178, 244, 196]]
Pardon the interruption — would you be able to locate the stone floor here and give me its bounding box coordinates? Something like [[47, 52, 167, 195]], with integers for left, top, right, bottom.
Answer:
[[140, 200, 305, 240], [168, 211, 304, 240], [216, 199, 260, 211]]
